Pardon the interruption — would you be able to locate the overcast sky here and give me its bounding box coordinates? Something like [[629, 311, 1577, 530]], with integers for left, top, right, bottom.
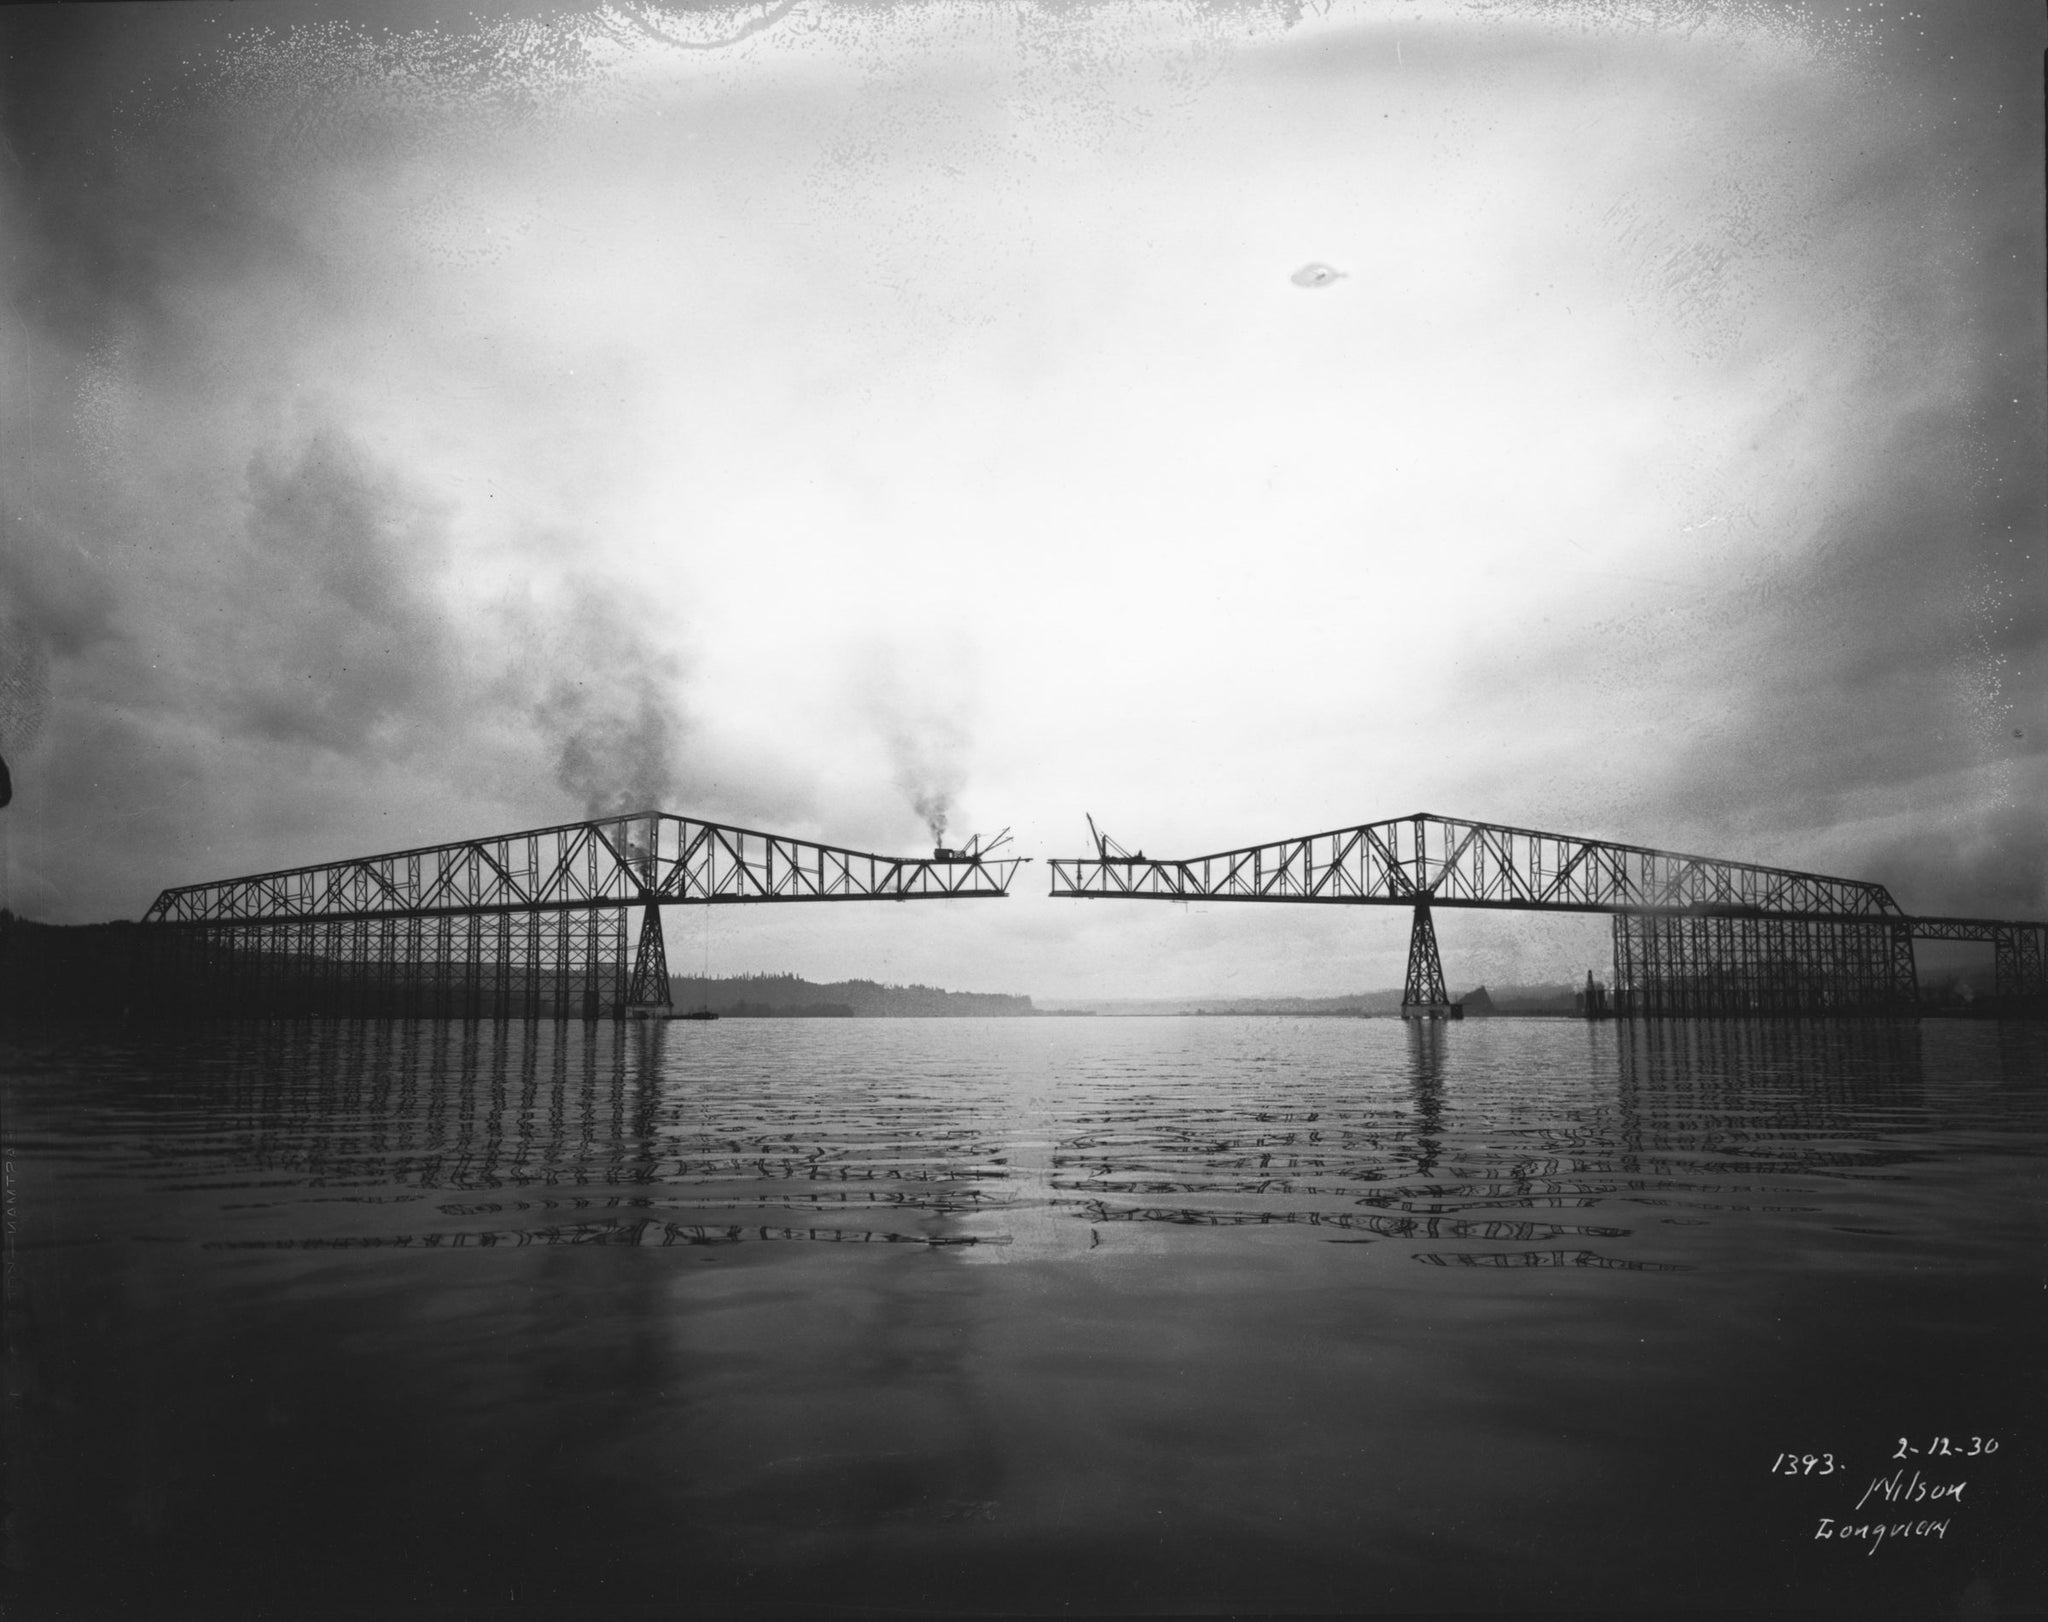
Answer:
[[1, 0, 2041, 998]]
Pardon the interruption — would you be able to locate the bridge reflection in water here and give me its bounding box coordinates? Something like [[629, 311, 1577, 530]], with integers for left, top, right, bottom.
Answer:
[[1038, 1017, 1973, 1269], [172, 1019, 1011, 1253], [109, 1013, 2022, 1269], [8, 1015, 2042, 1618]]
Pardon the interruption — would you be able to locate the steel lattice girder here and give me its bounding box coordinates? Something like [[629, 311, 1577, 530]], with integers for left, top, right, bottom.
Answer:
[[1895, 917, 2048, 999], [1047, 811, 1905, 920], [141, 810, 1022, 926]]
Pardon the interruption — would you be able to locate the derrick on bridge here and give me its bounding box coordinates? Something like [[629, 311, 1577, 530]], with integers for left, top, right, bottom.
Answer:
[[1049, 811, 2048, 1018], [140, 811, 1022, 1019]]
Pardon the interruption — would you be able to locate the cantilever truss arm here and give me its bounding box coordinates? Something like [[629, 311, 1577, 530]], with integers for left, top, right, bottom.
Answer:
[[142, 811, 1022, 925], [1047, 811, 1906, 921]]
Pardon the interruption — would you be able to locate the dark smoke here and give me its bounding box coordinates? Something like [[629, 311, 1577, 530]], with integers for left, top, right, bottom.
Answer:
[[882, 707, 969, 847], [227, 436, 693, 821], [230, 437, 693, 822], [909, 781, 959, 847], [853, 644, 974, 847], [847, 643, 974, 847], [524, 581, 690, 818]]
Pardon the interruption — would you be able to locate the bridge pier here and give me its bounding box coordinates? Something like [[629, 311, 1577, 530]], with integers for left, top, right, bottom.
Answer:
[[624, 901, 673, 1015], [1993, 922, 2046, 1002], [1400, 902, 1463, 1021]]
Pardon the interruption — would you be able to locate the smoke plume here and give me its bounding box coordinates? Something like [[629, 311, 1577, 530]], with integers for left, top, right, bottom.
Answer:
[[889, 720, 968, 847], [904, 763, 964, 848], [523, 580, 691, 819], [857, 644, 974, 848]]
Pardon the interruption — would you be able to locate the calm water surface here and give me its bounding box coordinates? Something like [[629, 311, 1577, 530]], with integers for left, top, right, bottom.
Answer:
[[5, 1016, 2044, 1617]]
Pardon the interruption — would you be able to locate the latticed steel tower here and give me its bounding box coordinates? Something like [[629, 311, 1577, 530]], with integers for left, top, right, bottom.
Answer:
[[1399, 902, 1460, 1020], [624, 902, 671, 1011]]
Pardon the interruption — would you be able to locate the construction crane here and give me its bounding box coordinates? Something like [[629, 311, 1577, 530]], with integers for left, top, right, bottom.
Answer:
[[932, 827, 1023, 866], [1084, 814, 1144, 863]]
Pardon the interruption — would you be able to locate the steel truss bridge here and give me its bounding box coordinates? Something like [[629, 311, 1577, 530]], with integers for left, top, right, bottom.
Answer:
[[140, 811, 1021, 1018], [1048, 811, 2048, 1019], [134, 806, 2044, 1021]]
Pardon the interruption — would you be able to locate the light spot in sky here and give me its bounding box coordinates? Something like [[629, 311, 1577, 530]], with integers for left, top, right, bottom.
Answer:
[[1290, 263, 1346, 289]]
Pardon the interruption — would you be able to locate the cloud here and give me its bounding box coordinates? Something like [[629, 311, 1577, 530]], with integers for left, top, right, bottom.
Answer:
[[192, 431, 701, 829], [1423, 14, 2045, 918], [0, 513, 123, 667], [1854, 794, 2048, 921], [231, 430, 461, 754], [0, 615, 54, 762]]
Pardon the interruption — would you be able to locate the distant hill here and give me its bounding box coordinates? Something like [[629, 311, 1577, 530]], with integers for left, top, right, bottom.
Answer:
[[1039, 990, 1405, 1017], [1041, 982, 1588, 1017], [1469, 982, 1585, 1016], [667, 971, 1035, 1018]]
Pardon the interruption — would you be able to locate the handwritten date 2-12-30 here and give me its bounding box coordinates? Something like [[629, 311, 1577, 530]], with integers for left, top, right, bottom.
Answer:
[[1894, 1437, 1998, 1460]]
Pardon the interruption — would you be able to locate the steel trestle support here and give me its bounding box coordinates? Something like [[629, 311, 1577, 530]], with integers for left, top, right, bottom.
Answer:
[[1400, 903, 1461, 1020], [625, 903, 672, 1012]]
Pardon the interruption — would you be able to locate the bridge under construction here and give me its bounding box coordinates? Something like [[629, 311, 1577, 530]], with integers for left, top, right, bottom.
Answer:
[[1050, 811, 2047, 1019], [132, 807, 2045, 1020], [139, 812, 1022, 1018]]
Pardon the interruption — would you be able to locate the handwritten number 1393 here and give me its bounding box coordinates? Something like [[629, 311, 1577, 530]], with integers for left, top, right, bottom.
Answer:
[[1769, 1453, 1834, 1475]]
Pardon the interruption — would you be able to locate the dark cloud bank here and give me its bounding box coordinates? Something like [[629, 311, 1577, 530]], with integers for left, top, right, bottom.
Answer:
[[0, 4, 701, 918], [232, 431, 689, 816]]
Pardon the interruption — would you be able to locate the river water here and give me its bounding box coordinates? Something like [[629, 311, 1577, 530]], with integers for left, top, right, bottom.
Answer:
[[4, 1015, 2043, 1617]]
